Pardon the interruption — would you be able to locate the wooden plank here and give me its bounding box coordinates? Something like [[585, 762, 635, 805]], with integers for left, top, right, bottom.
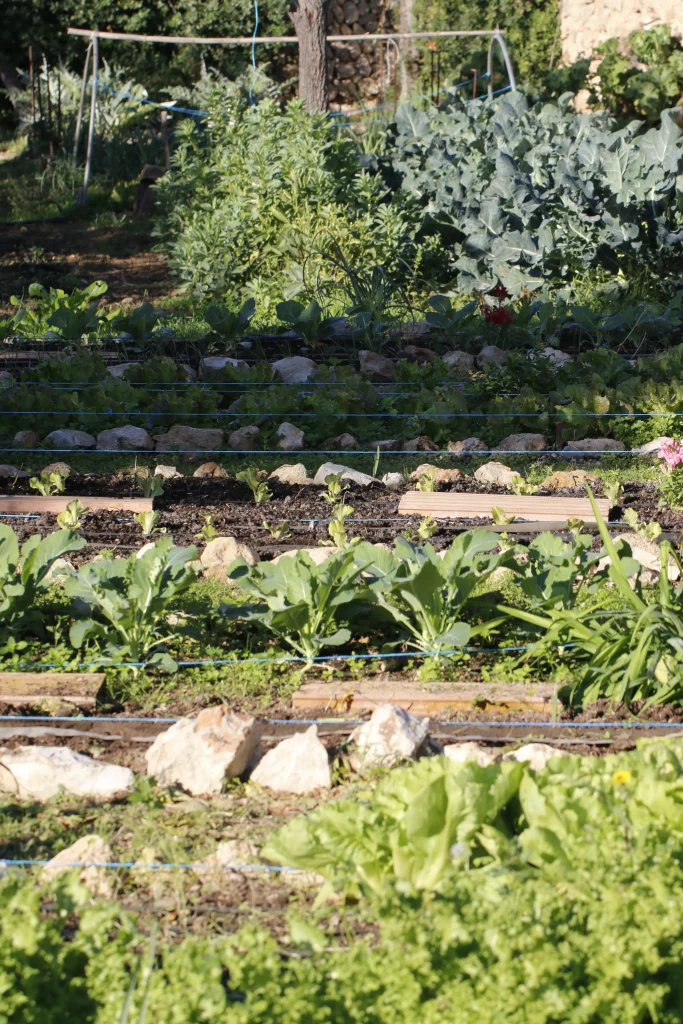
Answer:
[[0, 672, 105, 708], [398, 491, 611, 523], [292, 682, 560, 714], [0, 496, 152, 514]]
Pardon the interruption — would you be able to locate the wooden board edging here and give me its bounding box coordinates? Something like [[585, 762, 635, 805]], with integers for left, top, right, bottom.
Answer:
[[398, 491, 611, 523], [0, 672, 105, 707], [0, 496, 152, 514], [292, 682, 561, 714]]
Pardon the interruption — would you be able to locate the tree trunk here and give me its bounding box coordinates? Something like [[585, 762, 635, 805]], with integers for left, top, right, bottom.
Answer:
[[398, 0, 415, 100], [289, 0, 328, 111]]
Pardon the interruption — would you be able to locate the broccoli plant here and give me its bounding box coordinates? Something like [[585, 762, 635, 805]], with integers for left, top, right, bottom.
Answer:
[[64, 538, 198, 672], [0, 525, 86, 639]]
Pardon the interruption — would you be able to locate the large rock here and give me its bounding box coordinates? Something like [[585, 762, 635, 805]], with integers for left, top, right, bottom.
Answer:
[[502, 742, 559, 772], [201, 536, 257, 576], [42, 835, 113, 897], [401, 435, 439, 452], [154, 464, 180, 479], [359, 350, 394, 380], [494, 433, 546, 453], [268, 463, 313, 486], [600, 532, 680, 581], [145, 706, 259, 795], [96, 425, 154, 451], [443, 741, 497, 767], [313, 461, 378, 488], [228, 425, 260, 450], [370, 439, 400, 452], [410, 463, 462, 485], [199, 356, 248, 378], [563, 438, 626, 454], [473, 461, 522, 487], [277, 422, 304, 450], [193, 461, 228, 478], [632, 437, 671, 455], [41, 461, 71, 477], [0, 465, 27, 478], [540, 346, 573, 366], [443, 350, 475, 373], [0, 746, 133, 801], [402, 344, 437, 364], [43, 429, 96, 450], [541, 469, 596, 490], [477, 345, 507, 367], [154, 425, 224, 451], [322, 433, 357, 450], [272, 356, 320, 383], [14, 430, 39, 448], [107, 362, 139, 378], [448, 437, 487, 454], [350, 704, 430, 769], [250, 725, 331, 793]]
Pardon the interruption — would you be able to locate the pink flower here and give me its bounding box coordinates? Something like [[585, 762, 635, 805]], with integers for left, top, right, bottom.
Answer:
[[658, 438, 683, 472]]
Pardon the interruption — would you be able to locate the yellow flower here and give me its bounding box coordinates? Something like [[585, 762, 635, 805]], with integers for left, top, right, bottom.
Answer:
[[611, 770, 633, 785]]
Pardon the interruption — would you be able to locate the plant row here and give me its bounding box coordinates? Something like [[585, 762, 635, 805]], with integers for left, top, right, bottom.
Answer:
[[4, 488, 683, 705]]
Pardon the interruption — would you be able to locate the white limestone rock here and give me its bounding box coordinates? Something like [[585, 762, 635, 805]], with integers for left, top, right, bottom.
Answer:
[[350, 704, 430, 769], [250, 725, 331, 793], [0, 746, 133, 802], [313, 461, 379, 488]]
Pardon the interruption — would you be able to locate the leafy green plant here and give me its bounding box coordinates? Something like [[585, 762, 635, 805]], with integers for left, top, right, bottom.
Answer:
[[196, 515, 218, 542], [354, 533, 516, 656], [417, 515, 438, 541], [203, 299, 256, 344], [509, 477, 539, 496], [491, 507, 515, 526], [425, 296, 478, 333], [275, 299, 324, 344], [0, 525, 86, 639], [111, 302, 164, 344], [10, 280, 108, 337], [226, 546, 374, 659], [64, 538, 198, 672], [236, 469, 272, 505], [603, 480, 624, 505], [321, 472, 349, 506], [262, 520, 292, 542], [133, 511, 165, 537], [55, 499, 88, 530], [327, 503, 354, 546], [415, 468, 436, 492], [659, 467, 683, 510], [30, 471, 68, 497], [623, 507, 662, 541], [139, 475, 164, 500]]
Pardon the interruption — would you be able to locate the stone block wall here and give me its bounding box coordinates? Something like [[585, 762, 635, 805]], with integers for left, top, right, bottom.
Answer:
[[325, 0, 400, 107], [560, 0, 683, 63]]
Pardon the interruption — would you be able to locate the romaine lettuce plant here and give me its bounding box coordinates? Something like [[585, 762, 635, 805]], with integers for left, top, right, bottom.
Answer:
[[0, 526, 86, 640], [64, 538, 198, 672]]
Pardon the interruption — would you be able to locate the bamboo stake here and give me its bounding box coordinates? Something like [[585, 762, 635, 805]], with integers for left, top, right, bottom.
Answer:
[[81, 33, 99, 202], [73, 40, 93, 163], [67, 26, 505, 45]]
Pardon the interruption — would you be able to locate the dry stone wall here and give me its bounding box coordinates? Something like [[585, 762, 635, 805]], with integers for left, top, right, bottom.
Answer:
[[325, 0, 399, 107], [560, 0, 683, 63]]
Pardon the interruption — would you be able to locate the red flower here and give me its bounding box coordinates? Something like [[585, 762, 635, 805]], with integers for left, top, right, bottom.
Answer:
[[483, 305, 513, 326], [491, 284, 508, 299]]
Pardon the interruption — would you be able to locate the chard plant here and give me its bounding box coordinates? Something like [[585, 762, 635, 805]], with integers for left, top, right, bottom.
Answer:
[[0, 525, 86, 640], [225, 547, 375, 660], [64, 538, 198, 673]]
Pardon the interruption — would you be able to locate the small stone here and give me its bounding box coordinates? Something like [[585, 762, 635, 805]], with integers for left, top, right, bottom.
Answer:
[[43, 429, 96, 450], [277, 422, 304, 450], [448, 438, 487, 454], [251, 725, 331, 793], [0, 465, 27, 478], [382, 471, 406, 491], [0, 746, 133, 801], [14, 430, 39, 448], [397, 321, 432, 339], [96, 426, 154, 451], [401, 344, 437, 364], [107, 362, 139, 378], [494, 433, 546, 453], [563, 438, 626, 455], [540, 347, 572, 366], [313, 461, 378, 488], [145, 707, 259, 796], [154, 464, 180, 479], [370, 439, 399, 451], [270, 546, 339, 566], [179, 363, 197, 380], [193, 461, 228, 478], [199, 356, 249, 379], [409, 463, 462, 485], [268, 463, 313, 486], [228, 425, 261, 451], [201, 536, 257, 576], [477, 345, 507, 367], [443, 741, 497, 767], [41, 461, 71, 477], [42, 835, 113, 898], [600, 532, 680, 581], [154, 425, 224, 451], [502, 742, 559, 772], [323, 433, 357, 449], [541, 470, 596, 490], [633, 437, 671, 455], [401, 436, 439, 452], [272, 356, 320, 384], [358, 350, 395, 380], [443, 350, 475, 373], [46, 557, 74, 581], [196, 839, 261, 883], [350, 704, 430, 769], [473, 461, 522, 486]]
